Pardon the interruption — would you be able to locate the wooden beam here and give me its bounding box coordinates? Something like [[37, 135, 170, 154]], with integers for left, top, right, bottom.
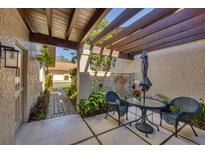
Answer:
[[121, 14, 205, 53], [129, 24, 205, 55], [17, 9, 36, 32], [100, 8, 178, 47], [129, 33, 205, 56], [29, 32, 80, 50], [45, 9, 52, 36], [79, 8, 111, 43], [146, 33, 205, 52], [111, 8, 205, 50], [91, 8, 143, 45], [66, 8, 80, 40], [82, 44, 133, 60]]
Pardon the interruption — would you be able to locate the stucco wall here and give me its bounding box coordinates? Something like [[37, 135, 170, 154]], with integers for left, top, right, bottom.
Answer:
[[0, 9, 41, 144], [79, 39, 205, 102], [134, 39, 205, 101], [78, 47, 137, 100]]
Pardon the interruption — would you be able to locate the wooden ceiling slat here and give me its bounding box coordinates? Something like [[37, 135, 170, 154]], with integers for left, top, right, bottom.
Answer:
[[53, 8, 72, 16], [111, 8, 205, 50], [66, 8, 81, 40], [100, 8, 178, 48], [52, 19, 68, 26], [29, 32, 80, 50], [121, 14, 205, 53], [79, 9, 96, 17], [79, 8, 111, 43], [128, 25, 205, 55], [30, 8, 45, 14], [91, 8, 143, 45], [82, 44, 133, 60], [30, 15, 47, 23], [46, 9, 52, 36], [18, 9, 37, 32]]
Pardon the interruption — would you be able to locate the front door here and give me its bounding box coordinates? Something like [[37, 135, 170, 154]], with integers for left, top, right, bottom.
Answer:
[[14, 48, 24, 131]]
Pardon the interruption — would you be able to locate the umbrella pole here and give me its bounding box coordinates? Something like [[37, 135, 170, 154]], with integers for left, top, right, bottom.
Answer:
[[143, 90, 145, 105]]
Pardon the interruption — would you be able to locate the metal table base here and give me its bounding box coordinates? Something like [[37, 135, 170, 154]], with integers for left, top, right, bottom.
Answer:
[[130, 107, 160, 137]]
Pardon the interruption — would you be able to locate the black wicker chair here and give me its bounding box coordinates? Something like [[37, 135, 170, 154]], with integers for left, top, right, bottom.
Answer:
[[160, 97, 201, 137], [104, 91, 129, 126]]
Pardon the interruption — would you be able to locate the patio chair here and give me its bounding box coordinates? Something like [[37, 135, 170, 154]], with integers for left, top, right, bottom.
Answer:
[[104, 91, 129, 126], [160, 97, 201, 137]]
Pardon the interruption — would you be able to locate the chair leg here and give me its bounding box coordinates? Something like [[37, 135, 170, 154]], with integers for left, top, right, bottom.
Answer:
[[190, 124, 198, 137], [126, 111, 128, 120], [175, 124, 178, 138], [160, 116, 162, 126], [118, 113, 121, 126], [104, 112, 108, 119]]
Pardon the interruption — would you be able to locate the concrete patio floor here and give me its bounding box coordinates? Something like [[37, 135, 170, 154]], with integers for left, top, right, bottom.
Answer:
[[15, 106, 205, 145]]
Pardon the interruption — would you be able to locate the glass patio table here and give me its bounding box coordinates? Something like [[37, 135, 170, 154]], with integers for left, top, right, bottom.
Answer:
[[127, 97, 166, 136]]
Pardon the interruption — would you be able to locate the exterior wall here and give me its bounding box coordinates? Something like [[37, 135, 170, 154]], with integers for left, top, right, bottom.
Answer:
[[0, 9, 41, 144], [53, 74, 65, 81], [134, 39, 205, 101], [78, 47, 137, 100], [79, 39, 205, 103], [53, 74, 71, 81]]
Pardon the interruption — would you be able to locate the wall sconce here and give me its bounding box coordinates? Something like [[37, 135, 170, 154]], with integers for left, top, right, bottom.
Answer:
[[0, 42, 20, 69]]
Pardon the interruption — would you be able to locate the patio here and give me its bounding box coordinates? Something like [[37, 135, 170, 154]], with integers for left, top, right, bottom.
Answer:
[[1, 8, 205, 145], [15, 106, 205, 145]]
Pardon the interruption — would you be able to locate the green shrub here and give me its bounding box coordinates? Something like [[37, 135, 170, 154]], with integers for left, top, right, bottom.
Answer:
[[29, 91, 50, 122], [45, 74, 53, 89], [78, 90, 108, 117], [63, 84, 77, 103], [64, 75, 69, 80], [190, 98, 205, 129]]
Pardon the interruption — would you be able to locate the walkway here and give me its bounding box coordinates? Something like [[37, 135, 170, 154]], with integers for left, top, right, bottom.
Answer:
[[15, 106, 205, 145], [46, 88, 77, 119]]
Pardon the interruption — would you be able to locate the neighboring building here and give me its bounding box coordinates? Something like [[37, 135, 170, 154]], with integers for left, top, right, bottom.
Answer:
[[48, 62, 77, 87]]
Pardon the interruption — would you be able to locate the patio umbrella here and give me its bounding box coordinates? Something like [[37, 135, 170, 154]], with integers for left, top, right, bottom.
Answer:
[[139, 51, 152, 104]]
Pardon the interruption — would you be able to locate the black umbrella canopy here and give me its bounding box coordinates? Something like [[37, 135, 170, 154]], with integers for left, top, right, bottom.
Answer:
[[139, 51, 152, 92]]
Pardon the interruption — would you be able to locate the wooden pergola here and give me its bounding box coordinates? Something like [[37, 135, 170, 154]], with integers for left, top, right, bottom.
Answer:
[[18, 8, 205, 60]]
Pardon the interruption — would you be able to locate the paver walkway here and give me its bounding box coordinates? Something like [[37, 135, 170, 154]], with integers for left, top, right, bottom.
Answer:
[[15, 106, 205, 145], [46, 88, 77, 119]]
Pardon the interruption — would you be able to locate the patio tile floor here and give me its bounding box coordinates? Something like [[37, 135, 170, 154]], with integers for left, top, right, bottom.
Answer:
[[84, 113, 119, 135], [127, 123, 172, 145], [15, 106, 205, 145], [77, 137, 99, 145], [98, 127, 148, 145], [15, 114, 93, 145], [164, 136, 196, 145]]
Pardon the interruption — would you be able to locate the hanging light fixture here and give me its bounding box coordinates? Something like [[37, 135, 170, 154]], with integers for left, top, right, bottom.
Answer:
[[0, 42, 20, 69]]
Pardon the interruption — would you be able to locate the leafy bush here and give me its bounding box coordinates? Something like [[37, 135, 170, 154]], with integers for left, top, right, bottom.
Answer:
[[190, 98, 205, 129], [45, 74, 53, 89], [63, 84, 77, 103], [64, 75, 69, 80], [78, 90, 108, 117], [29, 92, 50, 122]]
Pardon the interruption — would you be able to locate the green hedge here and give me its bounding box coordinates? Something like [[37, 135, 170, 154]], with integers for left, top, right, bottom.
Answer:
[[78, 90, 108, 117]]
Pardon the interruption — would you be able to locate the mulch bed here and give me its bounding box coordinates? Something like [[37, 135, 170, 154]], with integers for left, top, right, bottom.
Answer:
[[29, 94, 50, 122]]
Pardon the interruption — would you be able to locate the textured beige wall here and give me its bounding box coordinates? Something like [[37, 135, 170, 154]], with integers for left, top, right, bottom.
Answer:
[[78, 47, 136, 100], [134, 39, 205, 101], [0, 9, 41, 144], [79, 39, 205, 102]]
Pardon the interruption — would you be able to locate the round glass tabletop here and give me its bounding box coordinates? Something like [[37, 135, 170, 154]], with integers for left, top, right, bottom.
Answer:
[[127, 97, 166, 109]]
